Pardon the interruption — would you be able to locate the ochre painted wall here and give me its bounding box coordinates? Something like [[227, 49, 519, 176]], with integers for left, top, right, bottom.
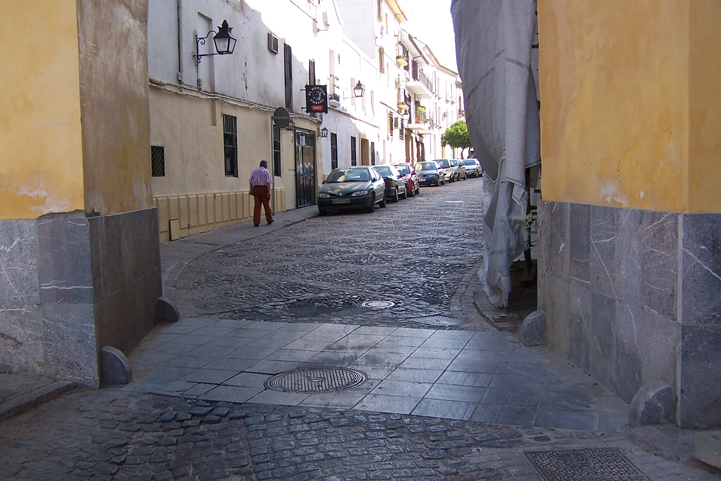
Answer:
[[0, 1, 85, 219], [539, 0, 693, 212], [689, 0, 721, 213], [77, 0, 152, 216]]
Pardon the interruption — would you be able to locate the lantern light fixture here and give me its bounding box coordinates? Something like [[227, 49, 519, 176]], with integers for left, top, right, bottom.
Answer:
[[321, 127, 329, 138], [195, 20, 237, 66], [353, 81, 365, 98]]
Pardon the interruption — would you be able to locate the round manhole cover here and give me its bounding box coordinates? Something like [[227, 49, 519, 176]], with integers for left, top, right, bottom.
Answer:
[[362, 301, 395, 309], [407, 316, 461, 327], [265, 367, 366, 393]]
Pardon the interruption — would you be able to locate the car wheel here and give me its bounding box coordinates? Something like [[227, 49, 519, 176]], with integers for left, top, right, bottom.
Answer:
[[401, 188, 407, 199], [392, 188, 399, 202], [367, 194, 376, 213], [318, 208, 327, 216], [379, 194, 387, 208]]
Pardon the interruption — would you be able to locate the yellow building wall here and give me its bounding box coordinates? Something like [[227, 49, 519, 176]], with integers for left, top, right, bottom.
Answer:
[[78, 0, 152, 215], [689, 0, 721, 213], [149, 86, 291, 241], [0, 1, 85, 219], [539, 0, 693, 212]]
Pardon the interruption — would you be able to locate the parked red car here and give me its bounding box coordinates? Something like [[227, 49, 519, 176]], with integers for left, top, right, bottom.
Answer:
[[393, 163, 420, 197]]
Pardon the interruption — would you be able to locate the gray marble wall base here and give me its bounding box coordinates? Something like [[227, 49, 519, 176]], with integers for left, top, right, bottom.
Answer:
[[0, 208, 161, 386], [539, 201, 721, 429]]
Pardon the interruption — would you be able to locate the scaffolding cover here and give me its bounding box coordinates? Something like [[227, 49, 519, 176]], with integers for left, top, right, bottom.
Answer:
[[452, 0, 540, 308]]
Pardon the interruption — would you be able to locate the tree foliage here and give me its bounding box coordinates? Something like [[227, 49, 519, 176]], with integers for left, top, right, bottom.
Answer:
[[440, 120, 472, 156]]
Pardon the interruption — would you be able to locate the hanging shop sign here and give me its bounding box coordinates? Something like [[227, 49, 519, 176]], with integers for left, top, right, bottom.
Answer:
[[305, 84, 328, 113]]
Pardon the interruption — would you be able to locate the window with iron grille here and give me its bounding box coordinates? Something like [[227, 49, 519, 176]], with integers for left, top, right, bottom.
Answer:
[[308, 59, 316, 85], [350, 136, 357, 166], [272, 126, 281, 177], [377, 0, 382, 20], [330, 133, 338, 170], [151, 146, 165, 177], [223, 115, 238, 177], [378, 47, 385, 73], [399, 119, 405, 140], [371, 141, 375, 166], [388, 112, 393, 136], [284, 43, 293, 109]]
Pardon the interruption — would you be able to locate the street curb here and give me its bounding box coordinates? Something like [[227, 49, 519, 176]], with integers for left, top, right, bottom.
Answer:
[[0, 380, 75, 422]]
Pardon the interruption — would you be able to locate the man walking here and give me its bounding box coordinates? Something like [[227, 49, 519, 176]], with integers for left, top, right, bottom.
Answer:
[[249, 160, 274, 227]]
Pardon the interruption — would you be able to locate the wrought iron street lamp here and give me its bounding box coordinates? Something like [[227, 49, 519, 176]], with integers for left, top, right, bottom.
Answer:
[[195, 20, 237, 65], [353, 81, 365, 98]]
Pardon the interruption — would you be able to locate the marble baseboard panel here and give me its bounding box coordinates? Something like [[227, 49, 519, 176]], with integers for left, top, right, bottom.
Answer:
[[539, 201, 721, 428], [90, 208, 162, 355], [0, 215, 99, 384]]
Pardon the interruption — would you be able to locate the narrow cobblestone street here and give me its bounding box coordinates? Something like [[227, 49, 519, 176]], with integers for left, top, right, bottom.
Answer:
[[0, 179, 716, 480], [174, 177, 485, 327]]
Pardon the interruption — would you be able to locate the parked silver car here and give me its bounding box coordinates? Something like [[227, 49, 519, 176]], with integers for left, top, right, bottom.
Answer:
[[463, 158, 482, 177], [450, 159, 467, 181], [437, 159, 454, 182]]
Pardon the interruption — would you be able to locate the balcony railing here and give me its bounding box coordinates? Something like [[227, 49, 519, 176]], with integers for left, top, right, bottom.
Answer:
[[411, 63, 434, 94]]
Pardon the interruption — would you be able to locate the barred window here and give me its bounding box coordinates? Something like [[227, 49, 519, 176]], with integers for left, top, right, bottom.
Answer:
[[330, 133, 338, 170], [371, 141, 375, 166], [223, 115, 238, 177], [379, 47, 385, 73], [350, 136, 357, 166], [273, 126, 281, 177], [151, 146, 165, 177]]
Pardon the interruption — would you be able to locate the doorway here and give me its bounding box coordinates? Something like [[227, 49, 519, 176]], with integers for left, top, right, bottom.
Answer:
[[294, 129, 316, 208]]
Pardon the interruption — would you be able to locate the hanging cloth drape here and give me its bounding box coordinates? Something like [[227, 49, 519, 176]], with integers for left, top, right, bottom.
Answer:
[[451, 0, 540, 308]]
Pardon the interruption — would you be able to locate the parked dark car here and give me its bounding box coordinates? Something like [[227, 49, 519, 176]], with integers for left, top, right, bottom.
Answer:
[[317, 166, 386, 215], [393, 163, 420, 197], [373, 165, 407, 202], [437, 159, 454, 182], [463, 158, 482, 177], [416, 161, 445, 186], [450, 159, 467, 181]]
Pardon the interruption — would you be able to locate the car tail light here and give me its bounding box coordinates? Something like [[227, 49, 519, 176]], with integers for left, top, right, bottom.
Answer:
[[384, 179, 392, 186]]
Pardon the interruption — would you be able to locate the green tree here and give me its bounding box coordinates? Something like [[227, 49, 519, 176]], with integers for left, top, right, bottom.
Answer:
[[440, 120, 472, 158]]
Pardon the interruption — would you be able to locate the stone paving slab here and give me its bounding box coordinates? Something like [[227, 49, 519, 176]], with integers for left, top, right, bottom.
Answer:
[[0, 373, 75, 422], [126, 317, 630, 434]]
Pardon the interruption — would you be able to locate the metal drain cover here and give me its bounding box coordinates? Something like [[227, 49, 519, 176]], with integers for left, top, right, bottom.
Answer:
[[362, 301, 395, 309], [407, 316, 461, 327], [265, 367, 366, 393], [525, 448, 649, 481]]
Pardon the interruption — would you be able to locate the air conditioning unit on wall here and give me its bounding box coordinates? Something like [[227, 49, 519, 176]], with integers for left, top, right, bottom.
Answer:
[[268, 33, 279, 54]]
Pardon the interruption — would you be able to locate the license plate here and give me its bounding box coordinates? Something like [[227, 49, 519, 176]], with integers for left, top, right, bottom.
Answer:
[[332, 199, 350, 204]]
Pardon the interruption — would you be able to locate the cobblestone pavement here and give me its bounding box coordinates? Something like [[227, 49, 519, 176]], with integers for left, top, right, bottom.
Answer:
[[1, 388, 715, 480], [173, 179, 486, 327], [1, 179, 717, 480]]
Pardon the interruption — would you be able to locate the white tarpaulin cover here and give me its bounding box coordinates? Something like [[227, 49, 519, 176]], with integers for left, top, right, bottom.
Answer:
[[451, 0, 540, 308]]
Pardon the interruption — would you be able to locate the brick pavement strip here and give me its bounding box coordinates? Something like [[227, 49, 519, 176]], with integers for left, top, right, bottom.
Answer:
[[0, 389, 715, 481]]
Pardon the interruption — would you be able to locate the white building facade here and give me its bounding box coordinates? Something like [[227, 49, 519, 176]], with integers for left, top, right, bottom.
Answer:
[[147, 0, 462, 241]]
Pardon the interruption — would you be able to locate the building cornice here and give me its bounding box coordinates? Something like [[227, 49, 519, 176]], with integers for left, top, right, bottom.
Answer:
[[385, 0, 408, 23]]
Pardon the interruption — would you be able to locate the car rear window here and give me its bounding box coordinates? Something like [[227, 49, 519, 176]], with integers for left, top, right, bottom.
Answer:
[[418, 162, 436, 170], [396, 165, 410, 175], [374, 166, 391, 176]]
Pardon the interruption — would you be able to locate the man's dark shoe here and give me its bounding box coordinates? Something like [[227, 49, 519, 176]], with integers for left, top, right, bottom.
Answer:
[[268, 219, 274, 225], [254, 223, 260, 227]]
